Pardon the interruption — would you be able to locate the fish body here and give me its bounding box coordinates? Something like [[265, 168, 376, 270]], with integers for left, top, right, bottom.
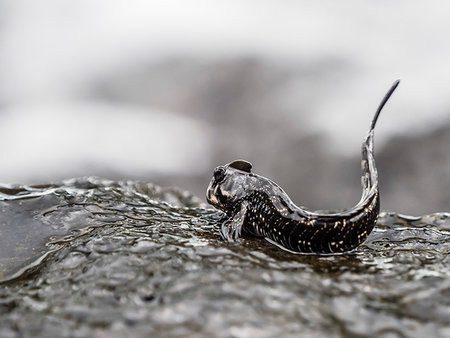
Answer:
[[206, 81, 399, 254]]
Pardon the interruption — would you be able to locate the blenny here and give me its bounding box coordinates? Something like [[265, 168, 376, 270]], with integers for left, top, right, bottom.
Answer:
[[206, 80, 400, 254]]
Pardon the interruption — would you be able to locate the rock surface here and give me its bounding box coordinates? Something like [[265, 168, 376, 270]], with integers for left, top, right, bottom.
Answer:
[[0, 178, 449, 337]]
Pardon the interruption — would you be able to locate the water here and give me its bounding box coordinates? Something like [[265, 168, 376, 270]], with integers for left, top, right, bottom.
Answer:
[[0, 178, 449, 338]]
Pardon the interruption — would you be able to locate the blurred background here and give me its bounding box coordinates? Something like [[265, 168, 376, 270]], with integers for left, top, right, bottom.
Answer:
[[0, 0, 449, 215]]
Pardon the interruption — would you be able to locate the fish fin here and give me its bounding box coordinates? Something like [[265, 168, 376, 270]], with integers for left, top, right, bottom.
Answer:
[[360, 80, 400, 200], [228, 160, 253, 173], [221, 201, 248, 241], [370, 80, 400, 131]]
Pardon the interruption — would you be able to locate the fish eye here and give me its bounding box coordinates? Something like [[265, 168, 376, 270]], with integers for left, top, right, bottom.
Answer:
[[213, 167, 226, 183]]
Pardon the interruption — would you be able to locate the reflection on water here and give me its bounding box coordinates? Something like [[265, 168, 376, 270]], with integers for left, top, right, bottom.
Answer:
[[0, 178, 449, 337]]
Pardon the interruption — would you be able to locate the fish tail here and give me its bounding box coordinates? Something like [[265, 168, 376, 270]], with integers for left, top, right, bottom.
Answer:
[[361, 80, 400, 198], [370, 80, 400, 131]]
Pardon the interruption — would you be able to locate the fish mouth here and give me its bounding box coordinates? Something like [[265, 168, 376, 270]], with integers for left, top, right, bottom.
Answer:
[[206, 185, 229, 214], [206, 183, 219, 206], [206, 189, 217, 206]]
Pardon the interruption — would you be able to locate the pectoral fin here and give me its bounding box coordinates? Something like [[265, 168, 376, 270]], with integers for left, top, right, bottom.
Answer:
[[221, 201, 249, 241]]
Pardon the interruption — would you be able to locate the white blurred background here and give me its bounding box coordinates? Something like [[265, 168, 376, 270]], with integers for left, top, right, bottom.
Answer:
[[0, 0, 449, 214]]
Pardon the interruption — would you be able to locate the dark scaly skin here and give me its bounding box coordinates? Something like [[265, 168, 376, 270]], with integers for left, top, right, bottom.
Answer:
[[206, 80, 400, 254]]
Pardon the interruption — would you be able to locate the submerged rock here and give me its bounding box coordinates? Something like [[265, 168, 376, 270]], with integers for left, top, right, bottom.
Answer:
[[0, 178, 449, 337]]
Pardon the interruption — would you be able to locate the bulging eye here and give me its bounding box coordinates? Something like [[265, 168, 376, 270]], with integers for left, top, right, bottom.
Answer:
[[213, 167, 226, 183]]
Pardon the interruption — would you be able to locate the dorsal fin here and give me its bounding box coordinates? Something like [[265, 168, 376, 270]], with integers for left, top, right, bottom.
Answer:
[[228, 160, 252, 173]]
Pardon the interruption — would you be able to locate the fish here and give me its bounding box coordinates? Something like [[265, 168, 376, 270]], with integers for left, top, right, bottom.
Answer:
[[206, 80, 400, 254]]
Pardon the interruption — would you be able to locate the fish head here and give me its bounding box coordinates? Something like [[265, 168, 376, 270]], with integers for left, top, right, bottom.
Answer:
[[206, 160, 253, 214]]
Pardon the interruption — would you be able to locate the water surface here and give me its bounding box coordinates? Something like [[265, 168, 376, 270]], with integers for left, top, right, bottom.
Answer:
[[0, 178, 449, 337]]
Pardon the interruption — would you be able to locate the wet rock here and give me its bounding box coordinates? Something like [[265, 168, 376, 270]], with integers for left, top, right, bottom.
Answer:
[[0, 178, 448, 337]]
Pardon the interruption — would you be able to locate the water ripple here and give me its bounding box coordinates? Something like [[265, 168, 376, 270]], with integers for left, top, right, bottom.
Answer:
[[0, 177, 448, 337]]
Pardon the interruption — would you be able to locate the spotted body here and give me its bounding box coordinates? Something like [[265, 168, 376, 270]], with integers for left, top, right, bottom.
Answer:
[[206, 81, 400, 254]]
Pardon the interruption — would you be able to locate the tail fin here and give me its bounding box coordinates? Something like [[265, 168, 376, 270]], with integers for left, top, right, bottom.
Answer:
[[360, 80, 400, 201], [370, 80, 400, 131]]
